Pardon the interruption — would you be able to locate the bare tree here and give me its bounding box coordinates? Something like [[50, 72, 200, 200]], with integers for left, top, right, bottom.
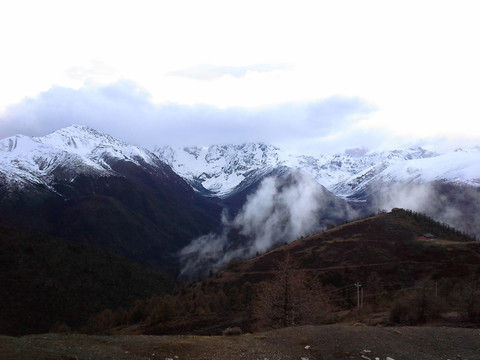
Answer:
[[461, 273, 480, 322], [366, 272, 383, 307], [252, 253, 332, 328]]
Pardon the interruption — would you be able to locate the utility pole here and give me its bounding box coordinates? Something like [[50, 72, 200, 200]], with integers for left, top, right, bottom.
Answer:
[[354, 282, 362, 308], [361, 286, 364, 308]]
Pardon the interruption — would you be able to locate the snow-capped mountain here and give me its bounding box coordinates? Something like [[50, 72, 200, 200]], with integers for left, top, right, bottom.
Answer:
[[153, 143, 480, 198], [153, 143, 480, 239], [0, 125, 224, 271], [372, 148, 480, 186], [1, 125, 479, 269], [2, 125, 480, 200], [154, 143, 289, 196], [0, 125, 165, 192]]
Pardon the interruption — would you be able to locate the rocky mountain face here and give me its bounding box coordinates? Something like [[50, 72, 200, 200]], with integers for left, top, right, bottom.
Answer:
[[1, 125, 170, 190], [0, 125, 223, 273], [153, 143, 285, 197], [4, 125, 479, 208], [154, 144, 480, 199]]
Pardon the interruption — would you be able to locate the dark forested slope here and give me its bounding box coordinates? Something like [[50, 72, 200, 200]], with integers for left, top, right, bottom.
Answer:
[[0, 224, 175, 335]]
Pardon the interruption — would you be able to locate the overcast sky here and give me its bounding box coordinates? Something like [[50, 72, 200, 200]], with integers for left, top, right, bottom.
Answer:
[[1, 0, 479, 154]]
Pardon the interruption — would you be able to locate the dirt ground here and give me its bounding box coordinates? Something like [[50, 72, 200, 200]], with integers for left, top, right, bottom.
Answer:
[[1, 324, 479, 360]]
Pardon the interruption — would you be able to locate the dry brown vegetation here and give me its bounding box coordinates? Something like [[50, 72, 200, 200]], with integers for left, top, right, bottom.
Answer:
[[2, 209, 479, 341], [81, 209, 480, 336], [252, 253, 334, 328]]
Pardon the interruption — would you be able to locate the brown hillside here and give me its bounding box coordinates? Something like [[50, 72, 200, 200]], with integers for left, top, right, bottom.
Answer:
[[212, 208, 479, 289], [89, 209, 480, 335]]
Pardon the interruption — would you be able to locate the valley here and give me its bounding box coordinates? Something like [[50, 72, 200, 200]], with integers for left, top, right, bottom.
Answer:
[[0, 126, 479, 350], [2, 1, 480, 358]]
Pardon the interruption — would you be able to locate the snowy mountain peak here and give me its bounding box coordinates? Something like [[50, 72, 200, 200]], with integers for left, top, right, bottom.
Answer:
[[154, 142, 289, 196], [40, 125, 161, 168], [154, 142, 479, 198], [2, 125, 480, 200], [0, 125, 161, 191], [37, 125, 125, 155], [0, 134, 38, 153]]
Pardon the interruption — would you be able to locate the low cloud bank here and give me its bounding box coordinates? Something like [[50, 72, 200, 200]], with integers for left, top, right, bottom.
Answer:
[[373, 182, 480, 238], [178, 170, 357, 280], [0, 80, 374, 154]]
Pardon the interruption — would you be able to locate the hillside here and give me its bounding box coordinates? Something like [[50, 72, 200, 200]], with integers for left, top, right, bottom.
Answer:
[[205, 209, 479, 322], [219, 208, 479, 287], [88, 209, 479, 335], [0, 225, 175, 336], [1, 208, 478, 339]]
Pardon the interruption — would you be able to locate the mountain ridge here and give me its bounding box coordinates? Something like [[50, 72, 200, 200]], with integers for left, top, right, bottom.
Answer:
[[0, 125, 168, 192], [0, 125, 224, 273], [3, 125, 480, 200], [1, 125, 479, 275], [153, 142, 480, 199]]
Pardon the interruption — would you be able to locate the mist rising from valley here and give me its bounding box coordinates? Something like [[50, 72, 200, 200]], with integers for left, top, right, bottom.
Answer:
[[178, 170, 358, 279]]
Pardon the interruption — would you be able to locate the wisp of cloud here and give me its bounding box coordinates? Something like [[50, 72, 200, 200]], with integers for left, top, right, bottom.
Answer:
[[373, 181, 480, 238], [178, 169, 357, 280]]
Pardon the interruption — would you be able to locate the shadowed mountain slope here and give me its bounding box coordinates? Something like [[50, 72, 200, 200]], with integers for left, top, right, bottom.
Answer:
[[0, 126, 224, 273], [0, 224, 175, 336]]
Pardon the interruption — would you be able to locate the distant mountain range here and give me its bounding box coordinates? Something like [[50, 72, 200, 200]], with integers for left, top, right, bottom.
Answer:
[[153, 143, 480, 199], [3, 125, 479, 202], [1, 125, 479, 276], [153, 141, 480, 277]]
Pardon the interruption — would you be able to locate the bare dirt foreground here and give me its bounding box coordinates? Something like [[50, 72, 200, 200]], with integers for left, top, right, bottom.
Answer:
[[1, 325, 479, 360]]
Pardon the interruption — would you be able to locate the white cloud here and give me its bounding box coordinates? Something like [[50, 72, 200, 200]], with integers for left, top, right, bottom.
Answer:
[[167, 63, 293, 81], [0, 81, 374, 152], [1, 0, 480, 149], [2, 79, 478, 154]]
